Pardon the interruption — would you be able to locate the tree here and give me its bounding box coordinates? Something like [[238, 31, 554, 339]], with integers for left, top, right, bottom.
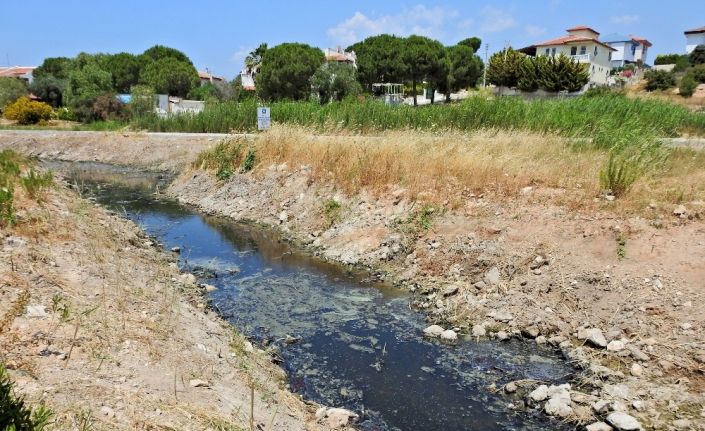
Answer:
[[244, 43, 268, 76], [140, 57, 199, 97], [487, 48, 524, 89], [257, 43, 324, 101], [141, 45, 193, 66], [348, 34, 408, 91], [129, 85, 156, 119], [102, 52, 142, 93], [29, 76, 67, 108], [644, 70, 676, 91], [33, 57, 74, 80], [188, 83, 218, 101], [65, 63, 113, 105], [311, 62, 362, 104], [404, 35, 447, 105], [441, 44, 484, 101], [538, 54, 589, 92], [517, 55, 543, 92], [458, 37, 482, 53], [690, 44, 705, 66], [679, 73, 697, 97], [0, 77, 28, 110]]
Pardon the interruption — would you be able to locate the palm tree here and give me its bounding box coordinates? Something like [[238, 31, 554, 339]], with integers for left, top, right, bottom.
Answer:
[[244, 43, 268, 76]]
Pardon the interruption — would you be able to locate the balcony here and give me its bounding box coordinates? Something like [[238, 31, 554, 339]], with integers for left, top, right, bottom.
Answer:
[[571, 54, 591, 62]]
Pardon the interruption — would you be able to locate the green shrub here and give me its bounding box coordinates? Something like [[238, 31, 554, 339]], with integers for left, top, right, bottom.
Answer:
[[91, 93, 127, 121], [680, 74, 698, 98], [0, 185, 13, 226], [600, 153, 638, 197], [644, 70, 676, 91], [21, 169, 53, 199], [0, 77, 28, 111], [55, 107, 76, 121], [690, 44, 705, 66], [654, 54, 681, 65], [322, 198, 342, 225], [240, 148, 256, 172], [3, 97, 53, 124], [689, 64, 705, 83], [0, 362, 53, 430]]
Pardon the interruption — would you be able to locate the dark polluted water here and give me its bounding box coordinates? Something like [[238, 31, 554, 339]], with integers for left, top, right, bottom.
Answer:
[[57, 162, 574, 431]]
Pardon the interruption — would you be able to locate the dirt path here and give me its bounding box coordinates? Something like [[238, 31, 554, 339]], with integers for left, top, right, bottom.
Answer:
[[0, 178, 337, 430]]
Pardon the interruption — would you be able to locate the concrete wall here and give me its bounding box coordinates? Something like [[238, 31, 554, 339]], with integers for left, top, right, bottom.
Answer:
[[686, 33, 705, 54]]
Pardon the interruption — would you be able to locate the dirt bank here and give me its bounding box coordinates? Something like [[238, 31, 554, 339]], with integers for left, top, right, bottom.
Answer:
[[2, 129, 705, 430], [1, 174, 336, 429]]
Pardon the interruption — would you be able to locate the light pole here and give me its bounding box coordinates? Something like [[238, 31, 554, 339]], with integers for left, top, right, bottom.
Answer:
[[482, 43, 488, 88]]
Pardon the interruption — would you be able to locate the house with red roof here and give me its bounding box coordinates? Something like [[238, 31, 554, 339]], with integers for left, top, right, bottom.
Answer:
[[520, 26, 616, 86], [0, 66, 36, 83], [601, 34, 652, 68], [322, 47, 357, 67], [685, 26, 705, 54]]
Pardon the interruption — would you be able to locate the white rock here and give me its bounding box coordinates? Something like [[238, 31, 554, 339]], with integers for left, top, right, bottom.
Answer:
[[484, 267, 501, 285], [315, 407, 327, 420], [607, 340, 626, 352], [577, 327, 607, 348], [423, 325, 444, 337], [630, 363, 643, 377], [673, 205, 687, 216], [606, 412, 642, 431], [545, 397, 573, 418], [202, 284, 218, 292], [180, 273, 197, 286], [586, 422, 614, 431], [528, 385, 549, 402], [496, 330, 509, 341], [489, 310, 514, 322], [535, 335, 547, 344], [471, 324, 487, 337], [440, 330, 458, 341], [25, 305, 48, 318], [504, 381, 517, 393], [325, 408, 358, 429], [672, 419, 691, 429], [680, 322, 692, 331], [100, 406, 115, 418], [593, 400, 612, 414], [631, 400, 646, 412], [278, 211, 288, 223]]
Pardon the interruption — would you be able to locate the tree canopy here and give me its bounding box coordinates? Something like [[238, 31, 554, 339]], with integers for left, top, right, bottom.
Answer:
[[404, 35, 447, 105], [33, 57, 74, 80], [257, 43, 325, 101], [140, 57, 199, 98], [441, 44, 484, 100], [310, 62, 362, 104], [141, 45, 193, 66], [690, 44, 705, 66], [487, 48, 525, 89], [458, 37, 482, 53], [0, 77, 28, 110], [348, 34, 408, 91], [102, 52, 142, 93]]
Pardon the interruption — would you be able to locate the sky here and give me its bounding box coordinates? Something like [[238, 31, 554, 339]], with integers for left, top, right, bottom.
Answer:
[[2, 0, 704, 79]]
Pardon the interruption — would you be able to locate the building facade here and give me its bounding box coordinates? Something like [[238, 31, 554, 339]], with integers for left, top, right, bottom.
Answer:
[[601, 34, 652, 68], [685, 26, 705, 54]]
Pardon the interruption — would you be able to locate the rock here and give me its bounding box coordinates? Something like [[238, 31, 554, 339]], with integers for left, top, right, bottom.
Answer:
[[535, 335, 547, 345], [440, 330, 458, 341], [593, 400, 612, 414], [607, 340, 626, 352], [521, 326, 540, 339], [505, 382, 518, 393], [170, 246, 181, 253], [488, 310, 514, 322], [442, 285, 459, 297], [100, 406, 115, 418], [545, 397, 573, 418], [278, 211, 288, 223], [484, 267, 501, 285], [680, 322, 692, 331], [202, 283, 217, 292], [189, 379, 210, 388], [630, 363, 643, 377], [548, 335, 567, 345], [672, 419, 691, 429], [606, 412, 642, 431], [315, 407, 327, 420], [577, 327, 607, 348], [631, 400, 646, 412], [325, 408, 358, 429], [423, 325, 444, 337], [673, 205, 687, 216], [528, 385, 549, 402], [586, 422, 614, 431], [626, 345, 649, 361], [473, 281, 487, 290], [243, 341, 254, 353], [529, 256, 546, 269], [25, 305, 48, 318], [471, 324, 487, 337], [496, 331, 509, 341], [180, 273, 197, 286]]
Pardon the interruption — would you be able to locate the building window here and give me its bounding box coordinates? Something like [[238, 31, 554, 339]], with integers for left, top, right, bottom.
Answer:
[[592, 65, 595, 72], [580, 46, 586, 55], [608, 51, 612, 61], [594, 46, 598, 56], [570, 46, 577, 55], [551, 48, 556, 56], [545, 48, 550, 55], [631, 44, 637, 55]]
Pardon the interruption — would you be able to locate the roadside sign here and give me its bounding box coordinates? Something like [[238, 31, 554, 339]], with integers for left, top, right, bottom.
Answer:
[[257, 107, 271, 130]]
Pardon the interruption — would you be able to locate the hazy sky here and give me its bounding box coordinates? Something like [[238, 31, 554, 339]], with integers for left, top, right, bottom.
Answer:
[[2, 0, 704, 79]]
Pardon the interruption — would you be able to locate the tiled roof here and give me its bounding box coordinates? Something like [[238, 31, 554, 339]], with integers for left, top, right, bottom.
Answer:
[[567, 25, 600, 35], [684, 26, 705, 35], [534, 35, 616, 50], [0, 66, 35, 77], [630, 36, 652, 47], [198, 70, 224, 81]]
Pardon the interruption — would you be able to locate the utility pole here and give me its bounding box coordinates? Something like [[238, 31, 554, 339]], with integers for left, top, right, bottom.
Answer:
[[483, 43, 488, 88]]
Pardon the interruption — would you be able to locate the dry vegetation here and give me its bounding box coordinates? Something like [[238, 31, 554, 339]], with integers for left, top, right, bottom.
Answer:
[[194, 126, 705, 216]]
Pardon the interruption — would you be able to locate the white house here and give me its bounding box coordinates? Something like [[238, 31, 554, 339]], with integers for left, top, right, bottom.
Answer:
[[322, 47, 357, 67], [685, 26, 705, 54], [521, 26, 616, 86], [0, 66, 36, 83], [601, 34, 652, 68]]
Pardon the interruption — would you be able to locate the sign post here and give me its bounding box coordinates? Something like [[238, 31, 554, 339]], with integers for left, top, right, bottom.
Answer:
[[257, 107, 271, 131]]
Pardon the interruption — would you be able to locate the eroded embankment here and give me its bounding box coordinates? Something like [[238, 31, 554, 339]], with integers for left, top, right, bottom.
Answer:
[[0, 166, 325, 430], [2, 129, 705, 430]]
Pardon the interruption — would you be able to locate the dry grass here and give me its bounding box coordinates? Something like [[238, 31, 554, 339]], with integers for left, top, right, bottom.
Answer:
[[194, 125, 705, 216]]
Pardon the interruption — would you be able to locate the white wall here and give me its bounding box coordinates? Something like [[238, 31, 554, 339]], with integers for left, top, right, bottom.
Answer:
[[686, 33, 705, 54], [610, 43, 626, 61], [537, 42, 612, 85]]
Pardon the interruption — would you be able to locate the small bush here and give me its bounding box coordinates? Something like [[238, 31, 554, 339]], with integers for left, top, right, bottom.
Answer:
[[21, 169, 53, 199], [322, 199, 342, 225], [654, 54, 681, 65], [55, 107, 77, 121], [3, 97, 53, 124], [689, 64, 705, 83], [600, 153, 638, 197], [644, 70, 676, 91], [0, 362, 53, 430], [690, 44, 705, 66], [240, 148, 256, 172], [0, 185, 13, 226], [91, 94, 127, 121], [680, 74, 698, 98]]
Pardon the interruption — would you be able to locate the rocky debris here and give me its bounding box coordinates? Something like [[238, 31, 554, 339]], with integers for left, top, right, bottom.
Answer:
[[528, 385, 549, 402], [189, 379, 210, 388], [543, 384, 572, 418], [673, 205, 687, 217], [521, 325, 540, 339], [605, 412, 642, 431], [529, 255, 548, 270], [442, 285, 459, 297], [535, 335, 547, 344], [471, 324, 487, 337], [25, 305, 48, 318], [630, 363, 643, 377], [606, 340, 626, 352], [577, 327, 607, 348], [626, 345, 649, 361], [504, 381, 517, 393], [473, 281, 487, 290], [488, 310, 514, 322], [180, 273, 197, 286], [496, 330, 509, 341], [423, 325, 444, 337], [201, 283, 218, 292], [316, 407, 358, 429], [100, 405, 115, 418], [440, 329, 458, 341], [631, 400, 646, 412], [484, 267, 501, 286], [586, 422, 614, 431], [672, 419, 692, 429], [170, 246, 181, 253], [278, 211, 288, 223]]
